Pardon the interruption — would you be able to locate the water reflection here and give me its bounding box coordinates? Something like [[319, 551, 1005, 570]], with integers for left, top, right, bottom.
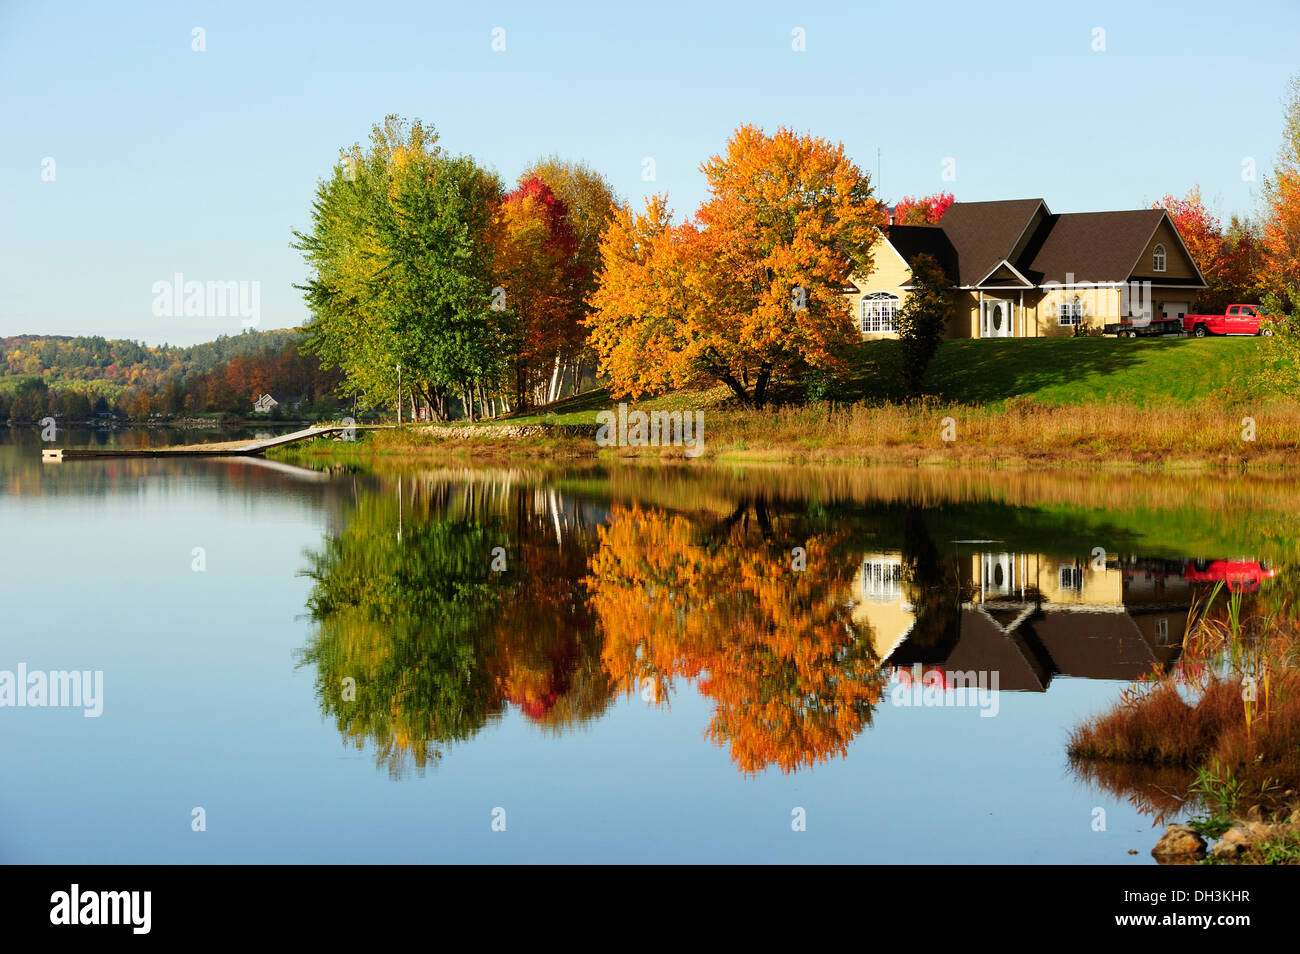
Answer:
[[298, 474, 610, 778], [298, 470, 1284, 779], [587, 499, 887, 774]]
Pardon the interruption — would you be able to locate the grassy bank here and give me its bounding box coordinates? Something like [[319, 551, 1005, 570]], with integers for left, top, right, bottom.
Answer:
[[273, 397, 1300, 469], [271, 337, 1300, 469]]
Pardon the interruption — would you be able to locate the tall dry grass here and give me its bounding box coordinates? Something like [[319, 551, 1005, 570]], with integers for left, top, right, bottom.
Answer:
[[1069, 670, 1300, 811], [703, 397, 1300, 466]]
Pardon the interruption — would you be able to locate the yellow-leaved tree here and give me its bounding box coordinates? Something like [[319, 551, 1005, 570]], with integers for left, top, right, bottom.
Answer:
[[588, 126, 885, 408]]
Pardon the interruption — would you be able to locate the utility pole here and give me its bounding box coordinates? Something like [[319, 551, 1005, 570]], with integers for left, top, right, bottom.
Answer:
[[396, 363, 402, 425]]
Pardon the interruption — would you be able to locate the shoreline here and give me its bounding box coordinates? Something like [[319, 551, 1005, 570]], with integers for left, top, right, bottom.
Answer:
[[268, 422, 1300, 472]]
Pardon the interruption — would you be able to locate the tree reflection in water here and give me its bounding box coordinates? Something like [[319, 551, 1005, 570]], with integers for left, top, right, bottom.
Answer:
[[299, 475, 609, 778]]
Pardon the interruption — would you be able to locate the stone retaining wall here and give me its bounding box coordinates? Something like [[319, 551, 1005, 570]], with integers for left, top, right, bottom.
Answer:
[[417, 423, 599, 440]]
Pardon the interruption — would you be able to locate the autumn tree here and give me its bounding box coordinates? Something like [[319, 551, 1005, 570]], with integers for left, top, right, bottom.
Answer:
[[894, 253, 954, 395], [589, 126, 885, 408], [1154, 187, 1261, 312], [1261, 75, 1300, 294], [586, 195, 698, 400], [490, 176, 579, 412], [892, 192, 954, 225], [519, 157, 618, 401]]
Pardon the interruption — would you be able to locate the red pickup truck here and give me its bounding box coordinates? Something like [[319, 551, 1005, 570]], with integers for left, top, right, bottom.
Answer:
[[1183, 304, 1273, 337]]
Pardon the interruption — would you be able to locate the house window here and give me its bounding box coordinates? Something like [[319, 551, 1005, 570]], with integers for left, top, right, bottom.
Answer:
[[1059, 296, 1084, 327], [861, 292, 899, 333], [1059, 565, 1084, 591], [1153, 244, 1166, 272], [862, 559, 903, 601]]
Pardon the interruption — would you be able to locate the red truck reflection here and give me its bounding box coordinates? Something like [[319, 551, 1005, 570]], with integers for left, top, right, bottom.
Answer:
[[1183, 559, 1276, 593]]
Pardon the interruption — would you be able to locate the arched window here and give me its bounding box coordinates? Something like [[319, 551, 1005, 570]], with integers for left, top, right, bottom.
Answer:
[[1153, 244, 1166, 272], [861, 292, 899, 333]]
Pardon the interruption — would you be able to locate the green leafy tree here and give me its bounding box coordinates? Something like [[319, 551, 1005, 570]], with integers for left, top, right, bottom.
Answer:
[[8, 377, 49, 421], [293, 116, 504, 419], [894, 253, 953, 395], [1261, 285, 1300, 395]]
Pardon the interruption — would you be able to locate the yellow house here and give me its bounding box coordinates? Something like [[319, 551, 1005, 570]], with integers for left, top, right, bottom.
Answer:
[[846, 199, 1208, 339]]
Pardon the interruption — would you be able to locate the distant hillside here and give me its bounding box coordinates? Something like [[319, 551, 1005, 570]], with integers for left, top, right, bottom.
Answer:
[[0, 328, 344, 421], [1, 328, 301, 383]]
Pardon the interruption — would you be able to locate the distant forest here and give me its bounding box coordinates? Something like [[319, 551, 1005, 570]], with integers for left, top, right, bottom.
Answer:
[[0, 329, 344, 421]]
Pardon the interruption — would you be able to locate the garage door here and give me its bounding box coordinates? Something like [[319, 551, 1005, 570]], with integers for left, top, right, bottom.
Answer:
[[1161, 301, 1189, 319]]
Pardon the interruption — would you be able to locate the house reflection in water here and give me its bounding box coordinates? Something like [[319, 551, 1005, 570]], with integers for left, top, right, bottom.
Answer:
[[853, 550, 1203, 691]]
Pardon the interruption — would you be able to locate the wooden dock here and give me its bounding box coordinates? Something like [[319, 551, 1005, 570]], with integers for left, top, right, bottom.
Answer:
[[41, 425, 350, 462]]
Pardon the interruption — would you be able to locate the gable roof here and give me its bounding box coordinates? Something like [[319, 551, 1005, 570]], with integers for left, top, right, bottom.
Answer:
[[884, 224, 959, 284], [1018, 209, 1175, 285], [975, 258, 1034, 288], [932, 198, 1047, 286], [879, 200, 1207, 290]]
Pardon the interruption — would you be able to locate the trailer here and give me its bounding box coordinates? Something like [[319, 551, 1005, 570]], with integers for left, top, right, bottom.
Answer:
[[1102, 317, 1183, 338]]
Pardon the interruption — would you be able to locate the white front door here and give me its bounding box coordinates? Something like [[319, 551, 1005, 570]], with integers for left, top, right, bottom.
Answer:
[[981, 299, 1013, 338], [981, 552, 1017, 597]]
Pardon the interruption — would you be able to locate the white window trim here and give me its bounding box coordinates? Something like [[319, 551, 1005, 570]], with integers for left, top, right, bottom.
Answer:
[[1152, 244, 1167, 273], [861, 292, 900, 333], [1058, 296, 1084, 327], [862, 559, 903, 601]]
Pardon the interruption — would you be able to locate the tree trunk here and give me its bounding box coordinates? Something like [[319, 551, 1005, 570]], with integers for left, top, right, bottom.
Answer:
[[753, 364, 772, 409], [548, 353, 562, 404], [714, 368, 751, 406]]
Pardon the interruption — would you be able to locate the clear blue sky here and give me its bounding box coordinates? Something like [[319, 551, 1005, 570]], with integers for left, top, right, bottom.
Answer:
[[2, 0, 1296, 345]]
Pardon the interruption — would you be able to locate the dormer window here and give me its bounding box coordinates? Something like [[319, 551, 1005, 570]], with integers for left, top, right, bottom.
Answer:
[[1153, 244, 1166, 272]]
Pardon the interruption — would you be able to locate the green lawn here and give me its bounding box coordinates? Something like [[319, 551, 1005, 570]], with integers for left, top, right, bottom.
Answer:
[[843, 335, 1274, 407], [428, 335, 1279, 427]]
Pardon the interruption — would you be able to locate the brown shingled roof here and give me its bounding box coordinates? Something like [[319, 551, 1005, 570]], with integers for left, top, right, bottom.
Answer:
[[885, 224, 959, 284], [878, 200, 1206, 290], [1018, 209, 1169, 285], [932, 198, 1046, 286]]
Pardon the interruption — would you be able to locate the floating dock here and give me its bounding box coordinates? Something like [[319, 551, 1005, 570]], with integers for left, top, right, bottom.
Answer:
[[41, 425, 349, 462]]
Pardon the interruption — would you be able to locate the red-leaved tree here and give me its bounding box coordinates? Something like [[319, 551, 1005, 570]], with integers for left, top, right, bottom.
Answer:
[[891, 192, 954, 225]]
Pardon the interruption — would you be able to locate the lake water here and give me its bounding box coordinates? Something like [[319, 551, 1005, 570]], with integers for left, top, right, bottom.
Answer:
[[1, 427, 1294, 863]]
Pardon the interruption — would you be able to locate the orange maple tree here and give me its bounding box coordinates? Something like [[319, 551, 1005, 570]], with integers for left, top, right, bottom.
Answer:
[[1261, 76, 1300, 294], [588, 126, 885, 407]]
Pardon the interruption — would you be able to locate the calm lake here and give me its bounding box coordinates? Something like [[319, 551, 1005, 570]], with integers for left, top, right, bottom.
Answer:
[[1, 427, 1295, 863]]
